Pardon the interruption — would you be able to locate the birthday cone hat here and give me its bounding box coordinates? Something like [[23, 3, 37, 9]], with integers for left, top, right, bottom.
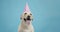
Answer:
[[24, 3, 31, 13]]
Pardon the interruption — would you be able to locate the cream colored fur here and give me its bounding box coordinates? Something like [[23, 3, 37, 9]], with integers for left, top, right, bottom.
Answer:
[[18, 12, 34, 32]]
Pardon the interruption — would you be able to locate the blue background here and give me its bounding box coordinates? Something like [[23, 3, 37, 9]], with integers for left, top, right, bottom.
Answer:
[[0, 0, 60, 32]]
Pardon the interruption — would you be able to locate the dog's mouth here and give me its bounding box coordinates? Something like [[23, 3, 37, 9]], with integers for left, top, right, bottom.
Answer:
[[24, 16, 31, 25], [24, 15, 31, 21], [24, 18, 31, 25], [27, 17, 31, 21], [24, 18, 31, 21]]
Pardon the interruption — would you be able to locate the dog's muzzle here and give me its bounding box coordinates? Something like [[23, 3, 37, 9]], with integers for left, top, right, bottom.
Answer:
[[24, 15, 32, 25], [27, 15, 31, 20], [24, 15, 31, 21]]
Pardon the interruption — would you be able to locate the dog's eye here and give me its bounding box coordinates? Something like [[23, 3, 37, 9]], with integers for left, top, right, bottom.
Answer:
[[30, 13, 32, 15], [24, 13, 27, 14]]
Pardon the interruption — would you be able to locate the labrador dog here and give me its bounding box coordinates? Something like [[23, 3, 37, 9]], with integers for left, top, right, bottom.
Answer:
[[18, 12, 34, 32]]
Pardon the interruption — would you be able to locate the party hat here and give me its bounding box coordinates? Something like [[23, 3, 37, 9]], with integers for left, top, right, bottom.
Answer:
[[24, 3, 31, 13]]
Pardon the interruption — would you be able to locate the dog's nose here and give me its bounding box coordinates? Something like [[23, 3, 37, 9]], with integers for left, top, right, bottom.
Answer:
[[27, 15, 31, 20], [27, 15, 30, 18]]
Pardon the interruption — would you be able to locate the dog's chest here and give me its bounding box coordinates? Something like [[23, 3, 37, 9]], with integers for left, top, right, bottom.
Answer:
[[22, 29, 32, 32]]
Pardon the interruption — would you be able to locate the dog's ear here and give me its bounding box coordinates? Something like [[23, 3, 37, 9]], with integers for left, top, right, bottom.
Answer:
[[32, 19, 33, 21], [32, 16, 33, 21], [20, 15, 22, 20]]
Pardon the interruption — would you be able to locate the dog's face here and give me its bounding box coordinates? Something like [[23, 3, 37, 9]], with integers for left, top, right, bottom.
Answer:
[[20, 12, 33, 25]]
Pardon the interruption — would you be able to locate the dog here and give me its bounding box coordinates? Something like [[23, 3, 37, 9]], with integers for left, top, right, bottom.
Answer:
[[18, 12, 34, 32], [18, 3, 34, 32]]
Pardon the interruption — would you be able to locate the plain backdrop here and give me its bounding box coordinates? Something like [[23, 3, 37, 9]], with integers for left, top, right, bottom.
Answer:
[[0, 0, 60, 32]]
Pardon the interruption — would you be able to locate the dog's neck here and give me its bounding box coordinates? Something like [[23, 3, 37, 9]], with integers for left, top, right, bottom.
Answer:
[[21, 21, 32, 29]]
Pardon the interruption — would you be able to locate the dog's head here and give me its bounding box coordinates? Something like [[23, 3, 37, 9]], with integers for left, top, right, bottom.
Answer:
[[20, 12, 33, 25]]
